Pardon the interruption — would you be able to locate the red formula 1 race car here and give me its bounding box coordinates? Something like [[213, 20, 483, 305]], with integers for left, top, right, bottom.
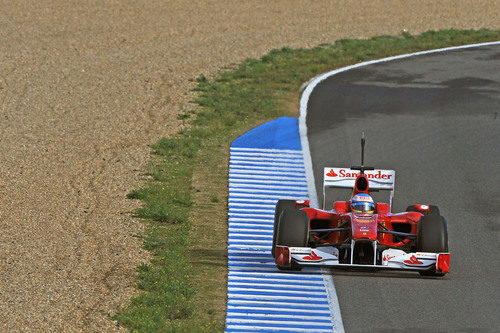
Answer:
[[272, 136, 450, 276]]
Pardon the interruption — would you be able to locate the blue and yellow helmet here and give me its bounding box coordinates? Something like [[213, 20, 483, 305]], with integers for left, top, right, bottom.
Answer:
[[350, 193, 375, 214]]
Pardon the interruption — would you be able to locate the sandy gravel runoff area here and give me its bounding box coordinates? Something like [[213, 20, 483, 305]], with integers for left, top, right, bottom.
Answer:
[[0, 0, 498, 331]]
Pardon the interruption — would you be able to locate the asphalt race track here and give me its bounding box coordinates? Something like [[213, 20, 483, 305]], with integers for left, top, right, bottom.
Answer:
[[306, 44, 500, 332]]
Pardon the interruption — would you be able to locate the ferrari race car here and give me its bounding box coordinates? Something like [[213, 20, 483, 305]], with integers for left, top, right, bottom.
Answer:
[[272, 136, 450, 276]]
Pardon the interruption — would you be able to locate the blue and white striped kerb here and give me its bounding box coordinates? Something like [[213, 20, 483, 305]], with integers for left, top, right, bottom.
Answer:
[[226, 117, 335, 332]]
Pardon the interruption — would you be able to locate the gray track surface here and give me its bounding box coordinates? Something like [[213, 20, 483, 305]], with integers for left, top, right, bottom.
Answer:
[[306, 45, 500, 332]]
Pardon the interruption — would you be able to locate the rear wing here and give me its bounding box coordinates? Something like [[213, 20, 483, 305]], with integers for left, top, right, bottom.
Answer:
[[323, 167, 396, 211]]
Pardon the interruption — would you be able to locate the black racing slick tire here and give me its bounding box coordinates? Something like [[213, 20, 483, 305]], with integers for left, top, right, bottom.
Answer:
[[276, 209, 309, 271], [406, 204, 440, 216], [417, 215, 448, 252], [417, 215, 449, 276], [272, 200, 296, 258]]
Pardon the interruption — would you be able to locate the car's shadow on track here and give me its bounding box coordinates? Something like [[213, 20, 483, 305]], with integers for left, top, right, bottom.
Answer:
[[189, 249, 227, 267], [327, 268, 449, 280]]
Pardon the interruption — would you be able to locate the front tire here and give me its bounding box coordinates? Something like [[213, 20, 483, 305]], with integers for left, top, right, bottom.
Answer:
[[276, 209, 309, 270], [272, 200, 296, 257], [417, 215, 449, 276]]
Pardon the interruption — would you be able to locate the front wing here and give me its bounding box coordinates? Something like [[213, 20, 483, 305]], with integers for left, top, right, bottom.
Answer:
[[275, 246, 450, 274]]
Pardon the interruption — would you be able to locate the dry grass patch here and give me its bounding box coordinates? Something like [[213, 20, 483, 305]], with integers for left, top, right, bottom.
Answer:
[[187, 140, 230, 331]]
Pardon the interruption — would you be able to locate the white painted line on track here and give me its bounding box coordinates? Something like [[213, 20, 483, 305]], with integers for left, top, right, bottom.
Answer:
[[228, 220, 272, 225], [228, 265, 320, 273], [226, 318, 331, 326], [230, 168, 307, 176], [228, 198, 280, 204], [230, 165, 306, 172], [230, 160, 305, 167], [227, 317, 333, 325], [230, 174, 307, 181], [229, 217, 272, 222], [228, 224, 274, 229], [228, 234, 272, 239], [227, 299, 328, 307], [228, 286, 327, 294], [228, 212, 274, 217], [225, 325, 333, 333], [228, 208, 275, 213], [230, 179, 307, 186], [229, 282, 326, 291], [229, 255, 274, 262], [227, 294, 327, 301], [227, 270, 323, 278], [229, 210, 275, 214], [227, 305, 331, 313], [230, 147, 303, 154], [230, 190, 308, 196], [231, 156, 305, 163], [229, 183, 308, 190], [229, 193, 308, 200], [321, 268, 344, 333], [228, 239, 272, 243], [227, 276, 324, 282], [229, 203, 276, 208], [228, 246, 270, 250], [231, 153, 305, 159], [229, 230, 273, 234]]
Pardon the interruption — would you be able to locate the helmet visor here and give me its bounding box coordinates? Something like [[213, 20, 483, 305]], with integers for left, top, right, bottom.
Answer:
[[351, 202, 375, 213]]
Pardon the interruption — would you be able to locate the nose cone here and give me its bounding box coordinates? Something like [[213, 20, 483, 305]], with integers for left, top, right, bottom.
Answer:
[[351, 213, 378, 240]]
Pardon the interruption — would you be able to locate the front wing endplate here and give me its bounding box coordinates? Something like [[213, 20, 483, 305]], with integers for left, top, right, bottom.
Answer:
[[282, 246, 450, 273]]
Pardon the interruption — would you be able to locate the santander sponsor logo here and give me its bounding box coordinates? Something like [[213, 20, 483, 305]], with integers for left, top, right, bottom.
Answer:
[[383, 254, 395, 262], [327, 169, 392, 180], [326, 169, 338, 177], [404, 255, 423, 265], [302, 251, 322, 261]]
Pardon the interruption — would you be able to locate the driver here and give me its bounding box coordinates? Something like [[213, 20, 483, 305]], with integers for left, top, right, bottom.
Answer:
[[350, 193, 376, 214]]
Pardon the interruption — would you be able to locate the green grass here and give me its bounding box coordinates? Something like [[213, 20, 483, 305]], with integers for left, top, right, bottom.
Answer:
[[115, 29, 500, 332]]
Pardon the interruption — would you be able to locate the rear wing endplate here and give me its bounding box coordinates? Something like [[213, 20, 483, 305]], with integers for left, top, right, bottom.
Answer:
[[323, 167, 396, 211]]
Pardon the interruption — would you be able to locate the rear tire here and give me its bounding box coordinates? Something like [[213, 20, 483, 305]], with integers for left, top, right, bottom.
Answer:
[[276, 209, 309, 270], [406, 204, 440, 216], [417, 215, 449, 276], [272, 200, 296, 257]]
